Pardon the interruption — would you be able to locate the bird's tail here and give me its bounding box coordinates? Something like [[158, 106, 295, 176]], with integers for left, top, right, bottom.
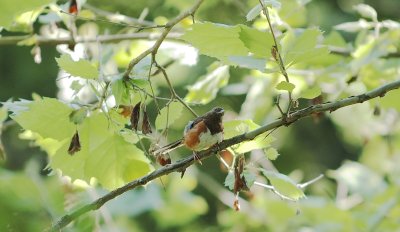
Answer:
[[152, 139, 184, 156]]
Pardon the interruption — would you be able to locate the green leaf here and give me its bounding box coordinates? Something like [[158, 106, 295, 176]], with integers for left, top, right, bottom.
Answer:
[[0, 106, 7, 123], [224, 170, 256, 190], [0, 0, 52, 31], [69, 108, 88, 125], [324, 31, 347, 48], [10, 9, 42, 32], [185, 65, 230, 104], [328, 161, 386, 198], [224, 171, 234, 190], [334, 19, 372, 32], [224, 119, 275, 154], [155, 102, 184, 130], [280, 29, 330, 67], [10, 97, 75, 141], [353, 4, 377, 21], [228, 56, 266, 71], [17, 35, 38, 46], [246, 0, 281, 21], [56, 54, 99, 79], [278, 0, 308, 27], [224, 120, 258, 139], [276, 81, 295, 92], [351, 36, 392, 72], [299, 86, 321, 99], [265, 147, 280, 160], [242, 170, 256, 188], [181, 22, 248, 62], [238, 25, 273, 58], [51, 113, 152, 190], [70, 80, 84, 92], [261, 170, 305, 200], [111, 77, 140, 106], [375, 88, 400, 111], [131, 79, 149, 88]]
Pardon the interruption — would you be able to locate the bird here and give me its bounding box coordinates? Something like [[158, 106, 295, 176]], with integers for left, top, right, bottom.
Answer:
[[152, 107, 224, 164]]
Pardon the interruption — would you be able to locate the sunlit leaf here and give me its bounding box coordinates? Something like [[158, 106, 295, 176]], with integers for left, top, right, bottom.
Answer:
[[265, 147, 280, 160], [351, 36, 393, 72], [276, 81, 295, 92], [334, 19, 372, 32], [353, 4, 377, 21], [185, 65, 230, 104], [111, 77, 140, 106], [238, 25, 273, 58], [155, 102, 184, 130], [246, 0, 281, 21], [224, 119, 275, 154], [181, 22, 248, 62], [51, 113, 152, 189], [242, 171, 256, 188], [16, 35, 38, 46], [228, 56, 266, 71], [69, 108, 87, 125], [278, 0, 308, 27], [10, 9, 42, 32], [0, 0, 52, 31], [375, 89, 400, 112], [261, 170, 305, 200], [10, 97, 75, 141], [328, 161, 387, 198], [280, 29, 329, 67], [224, 171, 235, 190], [56, 54, 99, 79], [299, 86, 321, 99]]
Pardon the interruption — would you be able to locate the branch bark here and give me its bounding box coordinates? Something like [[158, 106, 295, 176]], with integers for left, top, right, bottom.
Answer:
[[122, 0, 204, 79], [48, 79, 400, 231], [0, 33, 181, 46]]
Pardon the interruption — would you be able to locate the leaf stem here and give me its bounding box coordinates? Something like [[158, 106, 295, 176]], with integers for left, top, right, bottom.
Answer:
[[258, 0, 293, 115]]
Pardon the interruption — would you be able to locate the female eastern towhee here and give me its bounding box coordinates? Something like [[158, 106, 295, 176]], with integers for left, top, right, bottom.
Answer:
[[153, 107, 224, 165]]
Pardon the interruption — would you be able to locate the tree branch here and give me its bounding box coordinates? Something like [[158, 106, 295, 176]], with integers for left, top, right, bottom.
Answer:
[[48, 79, 400, 231], [122, 0, 205, 79], [0, 32, 181, 46]]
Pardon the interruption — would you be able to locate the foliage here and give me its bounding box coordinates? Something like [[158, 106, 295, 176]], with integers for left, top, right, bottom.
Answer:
[[1, 0, 400, 231]]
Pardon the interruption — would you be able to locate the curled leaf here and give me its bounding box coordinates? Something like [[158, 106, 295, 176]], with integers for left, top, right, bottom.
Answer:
[[68, 131, 81, 155], [142, 108, 152, 135], [234, 155, 249, 194], [130, 102, 141, 131]]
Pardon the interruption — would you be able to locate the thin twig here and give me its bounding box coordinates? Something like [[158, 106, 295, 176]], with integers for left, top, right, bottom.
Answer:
[[258, 0, 293, 116], [83, 4, 156, 27], [48, 79, 400, 231], [297, 174, 324, 189], [154, 61, 198, 117], [0, 33, 181, 46], [254, 174, 323, 201], [122, 0, 204, 80], [60, 10, 165, 30]]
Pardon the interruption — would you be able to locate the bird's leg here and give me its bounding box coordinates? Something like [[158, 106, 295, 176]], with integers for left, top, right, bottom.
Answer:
[[193, 151, 203, 165]]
